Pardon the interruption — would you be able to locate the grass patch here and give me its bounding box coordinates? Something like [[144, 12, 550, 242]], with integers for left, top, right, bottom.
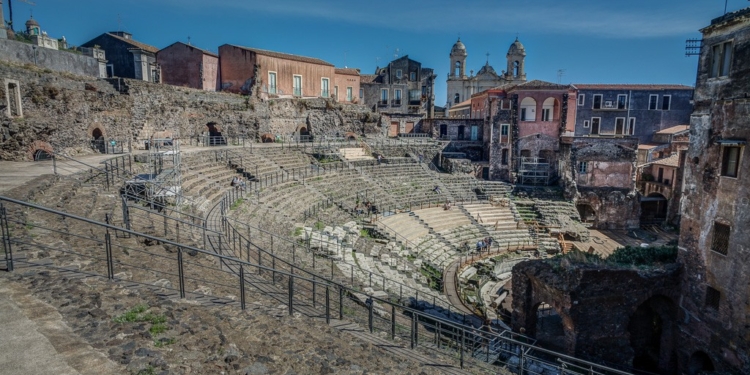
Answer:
[[113, 304, 148, 323], [292, 227, 303, 236], [154, 338, 175, 348], [230, 198, 245, 210], [314, 221, 325, 230], [149, 323, 168, 335]]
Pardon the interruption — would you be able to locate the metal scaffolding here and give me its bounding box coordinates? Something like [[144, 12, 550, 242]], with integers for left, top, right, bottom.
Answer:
[[518, 157, 552, 186], [122, 137, 182, 208]]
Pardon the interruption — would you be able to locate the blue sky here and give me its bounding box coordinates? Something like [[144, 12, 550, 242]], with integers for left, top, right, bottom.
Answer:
[[4, 0, 748, 105]]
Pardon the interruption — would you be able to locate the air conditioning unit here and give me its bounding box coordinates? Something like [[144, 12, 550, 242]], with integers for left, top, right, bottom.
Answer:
[[603, 101, 615, 109]]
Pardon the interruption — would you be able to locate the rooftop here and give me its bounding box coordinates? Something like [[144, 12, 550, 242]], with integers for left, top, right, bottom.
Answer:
[[106, 33, 159, 53], [360, 74, 378, 84], [655, 125, 689, 135], [638, 144, 661, 150], [160, 41, 217, 57], [335, 68, 360, 76], [651, 154, 681, 168], [573, 83, 693, 91], [513, 80, 571, 90], [222, 44, 334, 66]]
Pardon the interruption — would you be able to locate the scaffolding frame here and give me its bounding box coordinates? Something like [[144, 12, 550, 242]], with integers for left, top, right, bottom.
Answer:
[[122, 137, 182, 208], [518, 157, 552, 186]]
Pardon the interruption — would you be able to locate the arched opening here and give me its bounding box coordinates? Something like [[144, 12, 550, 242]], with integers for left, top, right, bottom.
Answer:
[[91, 128, 105, 153], [628, 296, 677, 374], [454, 93, 460, 104], [206, 122, 226, 146], [454, 61, 461, 77], [688, 351, 715, 375], [513, 61, 520, 76], [520, 97, 536, 121], [439, 124, 448, 138], [520, 149, 531, 158], [457, 125, 465, 140], [577, 203, 596, 224], [33, 149, 52, 161], [541, 97, 557, 122], [539, 149, 554, 164], [534, 302, 566, 352], [641, 193, 668, 224]]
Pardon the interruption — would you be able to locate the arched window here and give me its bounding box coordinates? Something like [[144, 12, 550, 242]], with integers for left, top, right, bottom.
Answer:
[[513, 61, 520, 76], [542, 97, 556, 121], [454, 93, 460, 104], [520, 97, 536, 121], [454, 61, 461, 76]]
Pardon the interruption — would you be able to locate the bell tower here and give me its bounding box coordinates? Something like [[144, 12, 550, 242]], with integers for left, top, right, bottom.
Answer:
[[505, 37, 527, 82], [449, 38, 467, 78]]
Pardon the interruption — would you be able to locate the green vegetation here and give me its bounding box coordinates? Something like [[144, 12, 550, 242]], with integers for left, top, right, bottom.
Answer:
[[154, 338, 175, 348], [136, 366, 157, 375], [552, 245, 678, 269], [292, 227, 303, 236], [114, 305, 173, 347], [314, 221, 325, 230], [230, 198, 245, 210]]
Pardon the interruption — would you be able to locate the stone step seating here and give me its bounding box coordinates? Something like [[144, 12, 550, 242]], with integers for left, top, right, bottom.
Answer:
[[412, 207, 472, 233], [437, 176, 481, 201], [477, 181, 513, 198], [533, 200, 589, 234], [363, 165, 444, 206], [306, 169, 399, 210], [461, 203, 517, 230], [260, 149, 314, 170], [340, 147, 373, 161], [230, 151, 281, 180], [378, 213, 430, 246], [251, 180, 327, 223]]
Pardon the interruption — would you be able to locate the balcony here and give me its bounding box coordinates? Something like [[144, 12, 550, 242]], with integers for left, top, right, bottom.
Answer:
[[392, 100, 402, 106], [378, 100, 389, 107]]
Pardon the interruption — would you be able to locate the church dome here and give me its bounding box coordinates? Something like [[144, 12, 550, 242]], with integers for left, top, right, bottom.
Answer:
[[450, 38, 467, 56], [25, 17, 39, 27], [477, 62, 497, 76], [508, 38, 525, 55]]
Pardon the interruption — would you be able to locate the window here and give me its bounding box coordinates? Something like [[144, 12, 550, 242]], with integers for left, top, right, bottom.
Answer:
[[454, 93, 460, 104], [710, 41, 733, 78], [380, 89, 388, 104], [657, 167, 664, 183], [410, 72, 416, 81], [711, 222, 730, 255], [293, 75, 302, 96], [334, 86, 338, 99], [615, 118, 625, 135], [628, 118, 636, 135], [396, 69, 402, 79], [721, 146, 741, 177], [500, 124, 509, 136], [590, 118, 600, 134], [592, 94, 602, 109], [578, 161, 588, 174], [268, 72, 277, 94], [649, 95, 658, 110], [346, 87, 352, 101], [705, 286, 721, 310], [394, 89, 402, 105], [106, 64, 114, 78], [583, 120, 590, 128], [520, 97, 536, 121], [577, 94, 585, 106], [542, 108, 551, 121], [409, 90, 421, 104], [321, 78, 330, 98], [662, 95, 671, 110], [501, 149, 508, 165], [617, 94, 628, 110], [359, 88, 364, 99], [454, 61, 461, 76]]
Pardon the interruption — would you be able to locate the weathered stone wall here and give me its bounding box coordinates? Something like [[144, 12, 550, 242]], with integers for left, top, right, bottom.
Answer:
[[511, 259, 682, 372], [676, 8, 750, 374], [0, 61, 380, 160], [0, 38, 101, 78]]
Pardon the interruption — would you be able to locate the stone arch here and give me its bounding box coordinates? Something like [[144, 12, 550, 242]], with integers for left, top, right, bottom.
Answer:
[[520, 97, 536, 121], [87, 123, 106, 139], [576, 202, 596, 224], [533, 301, 568, 352], [520, 149, 531, 158], [627, 295, 678, 373], [296, 123, 310, 137], [28, 140, 53, 161], [439, 124, 448, 138], [687, 351, 715, 375]]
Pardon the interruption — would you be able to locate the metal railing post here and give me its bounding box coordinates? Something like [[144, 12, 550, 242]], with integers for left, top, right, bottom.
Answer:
[[410, 314, 416, 349], [460, 328, 465, 369], [391, 305, 396, 340], [339, 287, 344, 319], [1, 204, 14, 272], [368, 298, 374, 333], [103, 229, 114, 279], [240, 265, 246, 310], [325, 286, 330, 325], [288, 276, 294, 316], [178, 247, 185, 298]]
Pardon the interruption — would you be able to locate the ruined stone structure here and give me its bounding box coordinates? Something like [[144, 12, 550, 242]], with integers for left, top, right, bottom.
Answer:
[[677, 7, 750, 374], [0, 61, 378, 161], [446, 38, 527, 112], [511, 260, 682, 372], [568, 137, 640, 229], [157, 42, 219, 91], [360, 55, 436, 118], [82, 32, 160, 82]]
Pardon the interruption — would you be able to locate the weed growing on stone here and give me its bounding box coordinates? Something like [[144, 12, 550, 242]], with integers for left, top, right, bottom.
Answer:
[[293, 227, 303, 236], [153, 338, 175, 348], [230, 198, 245, 210], [314, 221, 325, 230], [149, 323, 168, 335]]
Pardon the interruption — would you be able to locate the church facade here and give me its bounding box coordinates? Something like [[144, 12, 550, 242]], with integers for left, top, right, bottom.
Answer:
[[445, 38, 528, 112]]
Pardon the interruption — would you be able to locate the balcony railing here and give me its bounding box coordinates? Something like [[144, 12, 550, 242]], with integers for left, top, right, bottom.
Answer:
[[378, 100, 389, 107], [392, 100, 402, 106], [639, 180, 673, 198]]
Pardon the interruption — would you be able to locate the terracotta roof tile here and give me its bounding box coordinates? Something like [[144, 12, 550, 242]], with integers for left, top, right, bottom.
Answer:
[[359, 74, 379, 84], [651, 154, 680, 167], [224, 45, 334, 66], [107, 33, 159, 53], [638, 144, 661, 150], [513, 80, 572, 90], [449, 99, 472, 110], [159, 41, 217, 57], [573, 83, 693, 90], [655, 125, 690, 135], [335, 68, 360, 76]]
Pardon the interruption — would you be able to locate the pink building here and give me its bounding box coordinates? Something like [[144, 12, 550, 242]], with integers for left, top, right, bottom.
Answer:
[[157, 42, 219, 91]]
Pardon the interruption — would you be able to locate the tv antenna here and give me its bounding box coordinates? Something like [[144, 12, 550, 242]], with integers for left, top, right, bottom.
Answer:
[[557, 69, 566, 84]]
